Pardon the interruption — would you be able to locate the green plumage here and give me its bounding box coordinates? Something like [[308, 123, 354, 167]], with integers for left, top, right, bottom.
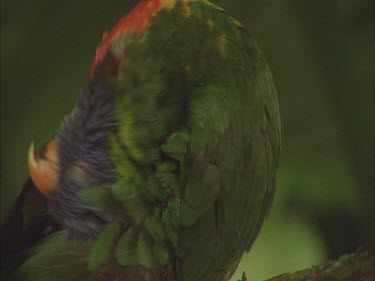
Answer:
[[107, 2, 280, 280], [4, 1, 280, 281]]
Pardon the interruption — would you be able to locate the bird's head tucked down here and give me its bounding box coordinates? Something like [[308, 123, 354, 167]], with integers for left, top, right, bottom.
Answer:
[[28, 62, 118, 239], [17, 1, 281, 280], [27, 0, 168, 240], [26, 0, 169, 241]]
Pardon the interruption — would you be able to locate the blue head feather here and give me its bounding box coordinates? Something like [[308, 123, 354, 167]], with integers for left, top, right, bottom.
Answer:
[[49, 58, 118, 239]]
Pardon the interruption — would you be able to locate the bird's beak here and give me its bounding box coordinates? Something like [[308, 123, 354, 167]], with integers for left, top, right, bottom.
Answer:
[[28, 139, 59, 197]]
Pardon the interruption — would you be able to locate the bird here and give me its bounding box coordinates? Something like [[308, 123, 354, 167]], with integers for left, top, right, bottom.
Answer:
[[0, 1, 280, 280]]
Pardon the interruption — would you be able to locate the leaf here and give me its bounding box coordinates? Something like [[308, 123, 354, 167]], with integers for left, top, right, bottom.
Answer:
[[88, 222, 121, 271]]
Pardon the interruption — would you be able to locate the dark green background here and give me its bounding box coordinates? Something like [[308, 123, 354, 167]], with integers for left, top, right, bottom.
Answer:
[[1, 1, 373, 279]]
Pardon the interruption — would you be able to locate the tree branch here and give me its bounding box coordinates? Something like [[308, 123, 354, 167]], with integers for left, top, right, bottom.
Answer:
[[263, 251, 374, 281]]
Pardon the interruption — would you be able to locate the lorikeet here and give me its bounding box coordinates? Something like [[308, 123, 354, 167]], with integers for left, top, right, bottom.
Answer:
[[0, 0, 280, 280]]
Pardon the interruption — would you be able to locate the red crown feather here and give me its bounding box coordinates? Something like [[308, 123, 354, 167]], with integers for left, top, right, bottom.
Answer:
[[90, 0, 162, 77]]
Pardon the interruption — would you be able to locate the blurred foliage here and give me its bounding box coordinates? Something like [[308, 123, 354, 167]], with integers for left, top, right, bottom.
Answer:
[[1, 0, 373, 280]]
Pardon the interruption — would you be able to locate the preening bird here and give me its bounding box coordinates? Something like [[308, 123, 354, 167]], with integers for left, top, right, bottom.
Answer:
[[0, 0, 280, 280]]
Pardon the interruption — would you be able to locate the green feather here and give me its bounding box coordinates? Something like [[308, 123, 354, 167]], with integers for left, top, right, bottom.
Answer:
[[88, 223, 121, 271], [180, 152, 220, 227], [10, 232, 90, 281], [115, 227, 138, 266], [107, 1, 280, 279], [136, 230, 155, 267], [6, 1, 280, 280]]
